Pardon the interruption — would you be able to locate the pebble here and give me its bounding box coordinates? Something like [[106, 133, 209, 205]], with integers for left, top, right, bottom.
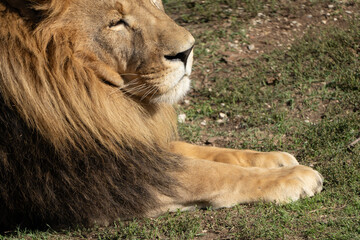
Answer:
[[201, 120, 207, 126], [328, 4, 334, 9], [291, 21, 302, 27], [178, 114, 186, 123], [219, 113, 227, 119], [253, 19, 263, 25], [247, 44, 255, 51]]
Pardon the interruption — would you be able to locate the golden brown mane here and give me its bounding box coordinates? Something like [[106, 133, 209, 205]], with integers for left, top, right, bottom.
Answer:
[[0, 0, 179, 229], [0, 0, 176, 154]]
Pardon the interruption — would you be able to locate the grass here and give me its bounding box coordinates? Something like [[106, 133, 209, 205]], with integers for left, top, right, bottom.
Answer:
[[2, 0, 360, 239]]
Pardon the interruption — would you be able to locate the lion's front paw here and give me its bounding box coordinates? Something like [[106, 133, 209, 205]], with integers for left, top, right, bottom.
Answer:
[[245, 151, 299, 168], [269, 152, 299, 168], [262, 165, 323, 203]]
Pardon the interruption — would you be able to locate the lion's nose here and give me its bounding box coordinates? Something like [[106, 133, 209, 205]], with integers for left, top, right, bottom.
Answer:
[[165, 45, 194, 68]]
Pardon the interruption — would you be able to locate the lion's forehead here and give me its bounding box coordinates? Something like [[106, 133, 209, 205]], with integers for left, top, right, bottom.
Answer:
[[70, 0, 158, 15]]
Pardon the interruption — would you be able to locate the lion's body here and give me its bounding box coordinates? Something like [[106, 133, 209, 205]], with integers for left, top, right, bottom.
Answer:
[[0, 0, 323, 230]]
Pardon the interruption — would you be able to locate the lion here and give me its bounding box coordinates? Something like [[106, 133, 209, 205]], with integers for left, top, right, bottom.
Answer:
[[0, 0, 323, 230]]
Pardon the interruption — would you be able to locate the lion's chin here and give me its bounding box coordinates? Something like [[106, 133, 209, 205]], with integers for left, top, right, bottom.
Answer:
[[150, 75, 191, 105]]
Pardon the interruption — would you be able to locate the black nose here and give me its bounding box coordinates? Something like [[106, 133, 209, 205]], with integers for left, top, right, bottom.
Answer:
[[165, 46, 194, 67]]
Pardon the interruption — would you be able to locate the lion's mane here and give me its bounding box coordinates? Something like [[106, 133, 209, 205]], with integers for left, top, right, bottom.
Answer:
[[0, 0, 180, 229]]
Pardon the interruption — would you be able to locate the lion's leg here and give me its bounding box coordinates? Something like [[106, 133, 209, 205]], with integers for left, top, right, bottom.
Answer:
[[170, 141, 298, 168], [149, 158, 323, 216]]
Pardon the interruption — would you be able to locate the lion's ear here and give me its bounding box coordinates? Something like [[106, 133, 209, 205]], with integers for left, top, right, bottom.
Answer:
[[4, 0, 37, 20]]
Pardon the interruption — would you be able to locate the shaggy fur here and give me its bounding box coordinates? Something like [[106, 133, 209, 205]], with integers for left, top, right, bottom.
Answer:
[[0, 0, 180, 229], [0, 0, 324, 231]]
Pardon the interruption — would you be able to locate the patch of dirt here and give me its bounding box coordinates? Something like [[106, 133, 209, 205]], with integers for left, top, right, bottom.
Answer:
[[220, 1, 359, 62]]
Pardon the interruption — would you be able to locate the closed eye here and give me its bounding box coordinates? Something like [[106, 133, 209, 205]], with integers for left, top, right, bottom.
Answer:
[[109, 19, 127, 28]]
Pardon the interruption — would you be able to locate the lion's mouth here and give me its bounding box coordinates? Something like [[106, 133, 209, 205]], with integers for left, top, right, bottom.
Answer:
[[101, 69, 190, 104]]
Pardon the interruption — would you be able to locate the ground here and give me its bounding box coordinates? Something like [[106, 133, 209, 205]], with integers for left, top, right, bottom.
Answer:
[[1, 0, 359, 239]]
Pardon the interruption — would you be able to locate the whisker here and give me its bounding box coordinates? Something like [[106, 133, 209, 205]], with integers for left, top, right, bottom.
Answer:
[[141, 85, 157, 101], [107, 75, 162, 101], [122, 80, 141, 89], [127, 84, 148, 94], [119, 73, 140, 76], [124, 83, 150, 96], [149, 88, 159, 101], [121, 83, 146, 97], [108, 80, 141, 96]]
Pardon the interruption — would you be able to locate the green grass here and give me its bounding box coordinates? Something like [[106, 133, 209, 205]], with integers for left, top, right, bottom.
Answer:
[[2, 0, 360, 239]]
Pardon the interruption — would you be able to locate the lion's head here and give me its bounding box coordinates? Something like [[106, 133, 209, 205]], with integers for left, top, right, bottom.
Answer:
[[0, 0, 195, 151], [0, 0, 193, 229], [64, 0, 195, 104]]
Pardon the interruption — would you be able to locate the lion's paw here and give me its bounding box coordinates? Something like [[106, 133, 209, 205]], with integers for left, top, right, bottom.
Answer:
[[252, 152, 299, 168], [263, 165, 323, 203]]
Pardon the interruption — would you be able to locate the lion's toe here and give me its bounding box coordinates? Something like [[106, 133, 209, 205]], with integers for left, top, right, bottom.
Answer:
[[278, 152, 299, 167], [257, 152, 299, 168], [266, 165, 323, 203]]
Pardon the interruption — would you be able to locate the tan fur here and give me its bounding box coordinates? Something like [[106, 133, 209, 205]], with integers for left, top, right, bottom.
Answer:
[[152, 142, 323, 215], [0, 0, 323, 229], [170, 141, 299, 168]]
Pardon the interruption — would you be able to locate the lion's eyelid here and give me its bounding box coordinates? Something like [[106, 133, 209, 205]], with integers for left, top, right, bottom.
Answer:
[[110, 19, 126, 27], [109, 19, 130, 32]]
